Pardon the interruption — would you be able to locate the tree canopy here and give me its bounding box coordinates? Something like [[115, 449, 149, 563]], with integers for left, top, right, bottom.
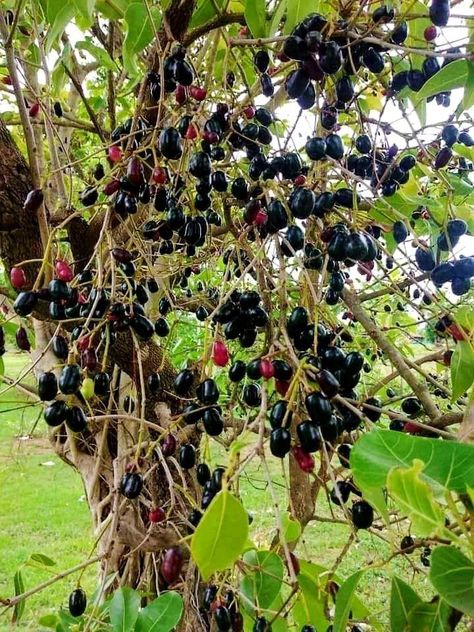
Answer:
[[0, 0, 473, 630]]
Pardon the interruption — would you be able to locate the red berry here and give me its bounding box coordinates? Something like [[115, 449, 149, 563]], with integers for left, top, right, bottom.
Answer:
[[175, 85, 186, 105], [161, 547, 183, 584], [448, 323, 468, 342], [294, 174, 306, 186], [243, 105, 255, 119], [1, 76, 12, 85], [10, 267, 27, 289], [255, 210, 267, 226], [202, 131, 219, 144], [29, 102, 39, 117], [55, 260, 73, 282], [212, 340, 229, 367], [161, 433, 177, 457], [189, 85, 207, 101], [185, 124, 198, 140], [77, 335, 90, 351], [424, 25, 437, 41], [108, 145, 122, 163], [404, 421, 420, 435], [292, 446, 314, 472], [152, 167, 167, 184], [442, 350, 453, 366], [239, 27, 248, 37], [103, 179, 120, 195], [149, 507, 166, 523], [275, 379, 290, 396], [259, 359, 275, 379]]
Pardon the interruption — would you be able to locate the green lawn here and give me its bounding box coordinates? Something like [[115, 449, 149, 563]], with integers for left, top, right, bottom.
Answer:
[[0, 354, 447, 630]]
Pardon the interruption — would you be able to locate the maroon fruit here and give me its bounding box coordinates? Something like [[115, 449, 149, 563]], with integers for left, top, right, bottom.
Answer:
[[161, 547, 183, 583]]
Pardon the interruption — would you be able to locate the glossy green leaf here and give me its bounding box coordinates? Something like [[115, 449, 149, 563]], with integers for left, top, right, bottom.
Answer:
[[45, 2, 76, 52], [12, 570, 25, 624], [241, 549, 283, 611], [450, 341, 474, 401], [387, 460, 447, 538], [267, 0, 287, 36], [350, 430, 474, 518], [333, 571, 364, 632], [407, 598, 454, 632], [430, 546, 474, 616], [351, 430, 474, 493], [29, 553, 56, 566], [109, 587, 141, 632], [122, 3, 161, 76], [416, 60, 471, 101], [390, 576, 422, 632], [292, 561, 329, 631], [284, 0, 314, 34], [0, 356, 4, 377], [191, 491, 248, 581], [189, 0, 225, 29], [135, 591, 183, 632], [245, 0, 266, 38]]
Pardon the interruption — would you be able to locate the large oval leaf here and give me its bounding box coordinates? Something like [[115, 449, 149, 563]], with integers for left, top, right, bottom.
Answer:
[[450, 341, 474, 401], [109, 587, 140, 632], [191, 491, 248, 581], [240, 549, 284, 611], [430, 546, 474, 616], [350, 430, 474, 510], [135, 591, 183, 632], [390, 576, 422, 632]]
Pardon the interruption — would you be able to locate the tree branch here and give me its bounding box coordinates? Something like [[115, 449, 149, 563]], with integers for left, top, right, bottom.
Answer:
[[184, 13, 246, 46], [342, 288, 441, 421]]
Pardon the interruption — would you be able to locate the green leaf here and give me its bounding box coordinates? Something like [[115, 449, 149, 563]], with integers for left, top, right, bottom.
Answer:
[[0, 355, 4, 376], [135, 591, 183, 632], [191, 491, 248, 581], [430, 546, 474, 616], [38, 614, 58, 628], [122, 3, 161, 76], [109, 587, 141, 632], [284, 0, 314, 34], [458, 62, 474, 113], [29, 553, 56, 566], [245, 0, 266, 38], [96, 0, 127, 18], [415, 60, 471, 101], [387, 460, 446, 538], [72, 0, 95, 22], [407, 598, 454, 632], [292, 562, 329, 631], [350, 430, 474, 517], [45, 2, 77, 52], [406, 1, 431, 70], [451, 341, 474, 401], [333, 571, 364, 632], [453, 306, 474, 333], [12, 570, 25, 624], [390, 576, 422, 632], [189, 0, 225, 29], [279, 513, 301, 543], [267, 0, 287, 36], [240, 549, 284, 611], [76, 39, 117, 71]]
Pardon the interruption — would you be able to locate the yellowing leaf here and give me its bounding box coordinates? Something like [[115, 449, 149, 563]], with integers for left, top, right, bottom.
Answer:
[[387, 460, 446, 537]]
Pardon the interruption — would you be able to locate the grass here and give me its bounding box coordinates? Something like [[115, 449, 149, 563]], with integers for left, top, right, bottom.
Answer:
[[0, 354, 451, 630]]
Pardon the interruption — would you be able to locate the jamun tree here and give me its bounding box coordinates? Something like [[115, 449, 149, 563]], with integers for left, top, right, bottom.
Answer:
[[0, 0, 473, 630]]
